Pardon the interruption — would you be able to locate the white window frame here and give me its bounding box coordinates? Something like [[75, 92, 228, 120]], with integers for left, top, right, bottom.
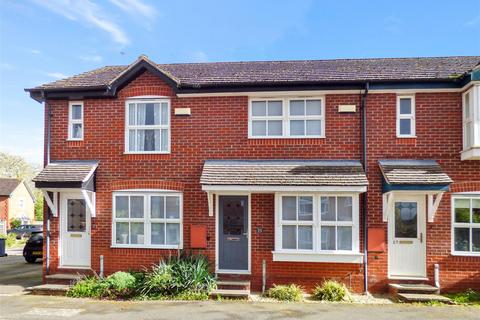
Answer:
[[273, 193, 362, 263], [112, 191, 183, 249], [68, 101, 84, 140], [462, 88, 475, 150], [124, 98, 171, 154], [451, 194, 480, 257], [248, 97, 325, 139], [396, 95, 416, 138]]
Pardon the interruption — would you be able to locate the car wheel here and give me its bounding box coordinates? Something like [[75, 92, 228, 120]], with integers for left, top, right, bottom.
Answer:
[[25, 256, 37, 263]]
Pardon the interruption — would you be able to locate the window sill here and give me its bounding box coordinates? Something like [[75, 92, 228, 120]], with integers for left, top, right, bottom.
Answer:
[[461, 147, 480, 160], [451, 251, 480, 257], [111, 245, 183, 250], [248, 136, 325, 139], [123, 152, 170, 155], [272, 251, 363, 263], [66, 138, 84, 141], [396, 135, 416, 139]]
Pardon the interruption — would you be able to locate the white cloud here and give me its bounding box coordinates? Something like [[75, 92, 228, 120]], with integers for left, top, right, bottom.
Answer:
[[45, 72, 69, 79], [29, 49, 42, 54], [109, 0, 157, 20], [465, 14, 480, 26], [190, 51, 208, 63], [0, 63, 14, 70], [32, 0, 129, 45], [80, 54, 103, 62]]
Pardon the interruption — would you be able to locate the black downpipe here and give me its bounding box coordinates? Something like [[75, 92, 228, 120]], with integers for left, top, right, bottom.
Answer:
[[361, 82, 369, 294]]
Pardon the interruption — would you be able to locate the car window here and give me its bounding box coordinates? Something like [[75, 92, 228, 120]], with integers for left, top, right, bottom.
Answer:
[[29, 233, 43, 241]]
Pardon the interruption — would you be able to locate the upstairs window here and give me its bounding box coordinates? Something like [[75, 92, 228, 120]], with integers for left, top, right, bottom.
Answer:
[[396, 96, 415, 137], [126, 99, 170, 153], [249, 98, 325, 138], [463, 89, 475, 150], [68, 101, 83, 140]]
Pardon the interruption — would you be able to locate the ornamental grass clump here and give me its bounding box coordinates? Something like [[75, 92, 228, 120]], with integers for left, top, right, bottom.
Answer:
[[312, 280, 349, 302], [267, 284, 304, 302]]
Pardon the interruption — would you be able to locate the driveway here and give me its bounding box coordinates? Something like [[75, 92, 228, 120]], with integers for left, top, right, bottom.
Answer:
[[0, 248, 42, 295]]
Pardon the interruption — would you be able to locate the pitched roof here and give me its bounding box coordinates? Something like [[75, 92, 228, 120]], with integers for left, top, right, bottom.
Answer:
[[200, 160, 368, 186], [33, 161, 98, 184], [29, 56, 480, 91], [0, 178, 21, 196], [378, 160, 452, 185]]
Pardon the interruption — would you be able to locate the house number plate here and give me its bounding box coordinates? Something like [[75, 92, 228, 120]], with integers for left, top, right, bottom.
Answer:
[[227, 237, 240, 241]]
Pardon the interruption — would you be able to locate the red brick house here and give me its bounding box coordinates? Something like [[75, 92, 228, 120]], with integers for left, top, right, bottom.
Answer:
[[26, 55, 480, 294]]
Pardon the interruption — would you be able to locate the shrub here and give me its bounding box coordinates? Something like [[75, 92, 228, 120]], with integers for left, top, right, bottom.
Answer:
[[9, 218, 21, 229], [267, 284, 303, 302], [312, 280, 349, 302], [67, 277, 103, 298], [103, 271, 137, 299], [447, 289, 480, 305], [5, 233, 19, 248]]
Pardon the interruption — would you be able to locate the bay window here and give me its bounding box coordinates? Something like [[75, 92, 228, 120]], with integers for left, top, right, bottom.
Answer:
[[125, 99, 170, 153], [112, 191, 182, 248], [274, 193, 361, 263], [249, 98, 325, 138], [452, 195, 480, 255], [461, 85, 480, 160]]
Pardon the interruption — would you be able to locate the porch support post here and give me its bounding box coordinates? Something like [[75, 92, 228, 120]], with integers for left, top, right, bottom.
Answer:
[[42, 190, 58, 217], [382, 192, 394, 222], [81, 189, 96, 217], [207, 191, 213, 217], [428, 192, 444, 223]]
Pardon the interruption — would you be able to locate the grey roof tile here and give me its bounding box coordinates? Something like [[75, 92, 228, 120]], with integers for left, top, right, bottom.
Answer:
[[200, 160, 368, 186], [378, 160, 452, 185], [33, 161, 99, 183], [0, 178, 21, 196]]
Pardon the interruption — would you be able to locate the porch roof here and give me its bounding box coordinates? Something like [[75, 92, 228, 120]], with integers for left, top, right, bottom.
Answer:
[[33, 160, 98, 191], [200, 160, 368, 191], [378, 160, 452, 192]]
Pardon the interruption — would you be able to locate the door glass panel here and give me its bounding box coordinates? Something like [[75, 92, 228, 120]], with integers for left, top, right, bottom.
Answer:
[[454, 227, 470, 252], [454, 199, 470, 223], [395, 202, 417, 238], [223, 200, 244, 235], [67, 199, 86, 232]]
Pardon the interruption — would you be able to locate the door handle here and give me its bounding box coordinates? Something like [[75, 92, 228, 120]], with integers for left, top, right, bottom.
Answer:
[[420, 233, 423, 243]]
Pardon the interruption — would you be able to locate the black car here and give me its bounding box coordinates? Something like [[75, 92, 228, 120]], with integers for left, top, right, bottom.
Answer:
[[8, 224, 43, 240], [23, 232, 43, 263]]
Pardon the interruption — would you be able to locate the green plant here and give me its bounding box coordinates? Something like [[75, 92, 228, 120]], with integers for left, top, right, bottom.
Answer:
[[67, 277, 103, 298], [34, 196, 44, 221], [446, 289, 480, 305], [312, 280, 349, 302], [5, 233, 19, 248], [9, 218, 21, 229], [267, 284, 304, 302], [103, 271, 137, 299], [173, 291, 209, 300]]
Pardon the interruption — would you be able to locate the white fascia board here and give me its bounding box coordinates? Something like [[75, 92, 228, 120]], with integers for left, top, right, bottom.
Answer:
[[201, 185, 367, 193]]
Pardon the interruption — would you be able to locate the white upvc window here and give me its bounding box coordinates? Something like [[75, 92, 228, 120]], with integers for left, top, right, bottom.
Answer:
[[396, 95, 415, 137], [275, 193, 360, 256], [451, 194, 480, 256], [125, 99, 170, 153], [68, 101, 83, 140], [463, 88, 476, 150], [249, 97, 325, 138], [112, 191, 182, 249]]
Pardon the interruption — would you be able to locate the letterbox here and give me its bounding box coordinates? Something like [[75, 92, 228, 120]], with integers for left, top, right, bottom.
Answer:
[[190, 225, 207, 249]]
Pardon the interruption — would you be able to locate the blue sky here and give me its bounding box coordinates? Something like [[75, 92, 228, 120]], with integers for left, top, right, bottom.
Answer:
[[1, 0, 479, 164]]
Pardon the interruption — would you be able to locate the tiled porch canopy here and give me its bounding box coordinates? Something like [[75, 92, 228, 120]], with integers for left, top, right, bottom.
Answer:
[[378, 160, 452, 222], [33, 160, 98, 217]]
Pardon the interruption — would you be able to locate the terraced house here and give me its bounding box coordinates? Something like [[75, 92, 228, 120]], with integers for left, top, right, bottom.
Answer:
[[26, 55, 480, 296]]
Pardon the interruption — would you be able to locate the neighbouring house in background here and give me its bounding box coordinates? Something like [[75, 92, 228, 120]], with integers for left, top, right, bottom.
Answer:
[[26, 55, 480, 295], [0, 178, 36, 233]]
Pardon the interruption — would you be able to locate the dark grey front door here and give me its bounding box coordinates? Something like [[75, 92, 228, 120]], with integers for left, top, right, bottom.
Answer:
[[218, 195, 248, 271]]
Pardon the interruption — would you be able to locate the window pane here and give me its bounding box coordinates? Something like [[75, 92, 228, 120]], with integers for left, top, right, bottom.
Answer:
[[166, 223, 180, 245], [67, 199, 86, 232], [268, 101, 282, 116], [116, 222, 129, 244], [465, 122, 472, 148], [464, 93, 470, 118], [306, 100, 322, 115], [473, 199, 480, 223], [130, 222, 144, 244], [282, 225, 296, 249], [136, 103, 146, 125], [399, 119, 411, 135], [252, 101, 266, 116], [290, 120, 305, 135], [298, 196, 313, 221], [166, 197, 180, 219], [115, 196, 129, 218], [129, 130, 136, 151], [321, 197, 336, 221], [298, 226, 313, 250], [321, 226, 335, 250], [399, 98, 412, 114], [455, 199, 470, 223], [151, 196, 164, 219], [473, 228, 480, 252], [72, 123, 82, 139], [454, 227, 470, 252], [395, 202, 417, 238], [128, 104, 135, 125], [282, 196, 296, 220], [161, 129, 168, 151], [143, 103, 159, 125], [337, 226, 352, 250], [161, 102, 168, 125], [130, 196, 144, 218], [290, 100, 304, 116], [151, 223, 165, 245], [306, 120, 321, 135], [268, 120, 282, 136], [252, 120, 267, 136], [137, 129, 158, 151], [71, 105, 82, 120], [337, 197, 352, 221]]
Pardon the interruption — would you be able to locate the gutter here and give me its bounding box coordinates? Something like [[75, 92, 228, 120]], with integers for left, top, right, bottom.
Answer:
[[360, 82, 369, 294]]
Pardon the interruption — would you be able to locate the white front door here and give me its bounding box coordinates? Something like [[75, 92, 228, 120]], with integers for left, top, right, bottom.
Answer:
[[388, 194, 426, 279], [60, 193, 91, 268]]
